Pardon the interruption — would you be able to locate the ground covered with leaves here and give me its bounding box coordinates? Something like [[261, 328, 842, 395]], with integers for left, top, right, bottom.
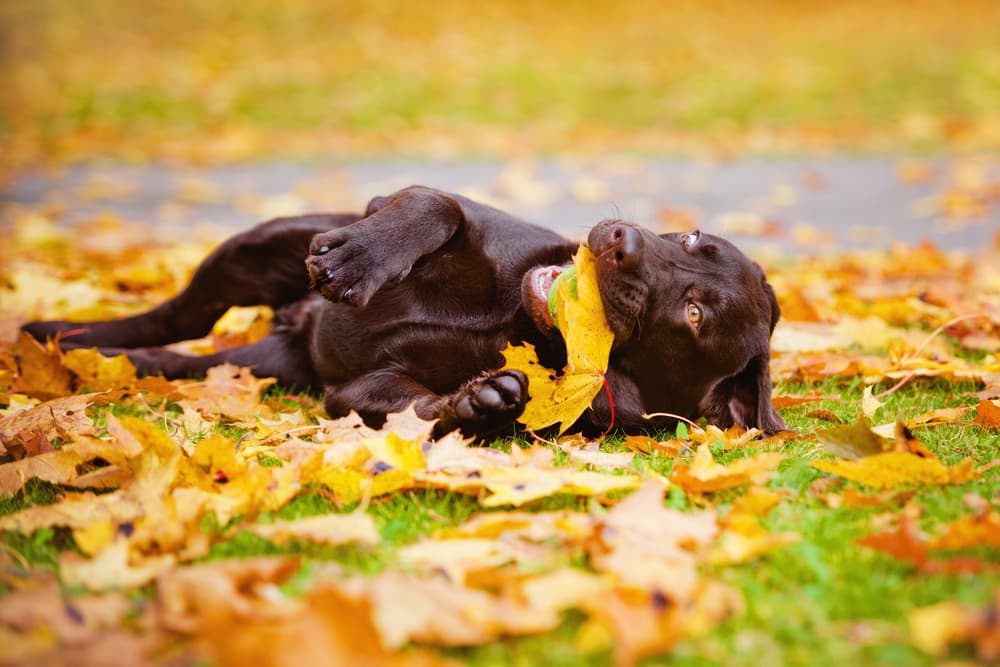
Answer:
[[0, 209, 999, 666]]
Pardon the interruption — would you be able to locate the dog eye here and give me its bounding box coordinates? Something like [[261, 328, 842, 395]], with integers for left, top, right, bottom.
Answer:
[[687, 303, 703, 325]]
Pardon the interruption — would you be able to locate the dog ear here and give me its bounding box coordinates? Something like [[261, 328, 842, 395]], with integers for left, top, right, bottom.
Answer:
[[700, 353, 786, 435], [755, 262, 781, 335]]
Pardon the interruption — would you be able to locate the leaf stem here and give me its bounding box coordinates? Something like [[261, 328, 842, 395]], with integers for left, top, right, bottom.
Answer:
[[642, 412, 702, 430]]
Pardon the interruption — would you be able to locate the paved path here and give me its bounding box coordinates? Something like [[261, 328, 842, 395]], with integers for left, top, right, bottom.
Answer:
[[2, 157, 997, 253]]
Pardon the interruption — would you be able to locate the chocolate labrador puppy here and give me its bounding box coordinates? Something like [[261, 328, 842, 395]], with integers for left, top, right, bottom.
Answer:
[[22, 185, 786, 438]]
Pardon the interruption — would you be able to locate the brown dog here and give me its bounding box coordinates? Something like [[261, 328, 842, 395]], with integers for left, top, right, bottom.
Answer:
[[22, 186, 786, 438]]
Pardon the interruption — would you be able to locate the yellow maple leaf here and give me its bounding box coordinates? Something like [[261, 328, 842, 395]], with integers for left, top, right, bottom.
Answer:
[[502, 245, 614, 433], [62, 347, 137, 391], [811, 452, 979, 489]]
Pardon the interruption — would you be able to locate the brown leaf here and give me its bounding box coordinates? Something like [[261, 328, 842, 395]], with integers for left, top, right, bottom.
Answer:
[[0, 418, 143, 495], [175, 363, 276, 420], [771, 392, 831, 409], [157, 557, 302, 634], [892, 420, 937, 458], [858, 512, 929, 568], [588, 483, 717, 598], [708, 488, 799, 565], [805, 409, 844, 423], [858, 512, 992, 574], [366, 571, 566, 648], [197, 579, 444, 667], [927, 507, 1000, 551], [620, 434, 685, 456], [0, 392, 105, 456], [906, 406, 972, 427]]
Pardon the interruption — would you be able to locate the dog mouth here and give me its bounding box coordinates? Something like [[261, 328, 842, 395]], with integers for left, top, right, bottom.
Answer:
[[522, 264, 572, 331]]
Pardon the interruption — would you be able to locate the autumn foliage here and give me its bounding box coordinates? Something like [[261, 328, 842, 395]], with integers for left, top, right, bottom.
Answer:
[[1, 209, 1000, 665]]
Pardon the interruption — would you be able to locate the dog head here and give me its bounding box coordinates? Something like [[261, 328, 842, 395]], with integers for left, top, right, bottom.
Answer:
[[523, 220, 785, 434]]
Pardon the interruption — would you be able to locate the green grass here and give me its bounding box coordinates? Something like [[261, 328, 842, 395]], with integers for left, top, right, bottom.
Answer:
[[2, 376, 997, 665]]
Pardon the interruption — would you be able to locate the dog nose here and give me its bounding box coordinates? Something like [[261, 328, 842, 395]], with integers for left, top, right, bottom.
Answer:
[[592, 222, 643, 272]]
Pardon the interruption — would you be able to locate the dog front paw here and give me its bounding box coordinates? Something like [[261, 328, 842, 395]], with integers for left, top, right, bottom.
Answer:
[[305, 229, 411, 308], [436, 370, 528, 439]]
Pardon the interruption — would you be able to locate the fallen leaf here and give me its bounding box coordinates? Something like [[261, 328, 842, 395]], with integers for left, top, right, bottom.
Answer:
[[60, 538, 176, 591], [247, 513, 380, 547], [670, 443, 785, 493], [858, 512, 992, 574], [176, 363, 276, 420], [861, 386, 884, 419], [927, 507, 1000, 551], [588, 483, 717, 597], [12, 332, 73, 398], [770, 392, 831, 409], [908, 590, 1000, 660], [812, 452, 978, 489], [0, 392, 105, 455], [61, 348, 137, 391], [973, 399, 1000, 428], [816, 415, 888, 460], [583, 580, 742, 667]]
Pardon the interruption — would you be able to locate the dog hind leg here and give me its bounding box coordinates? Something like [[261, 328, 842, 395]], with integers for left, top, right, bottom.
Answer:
[[21, 213, 361, 349]]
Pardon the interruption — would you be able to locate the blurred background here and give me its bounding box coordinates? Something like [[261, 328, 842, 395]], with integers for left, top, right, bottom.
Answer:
[[1, 0, 998, 250]]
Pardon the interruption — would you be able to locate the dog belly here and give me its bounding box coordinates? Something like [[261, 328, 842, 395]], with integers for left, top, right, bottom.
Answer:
[[308, 301, 511, 394]]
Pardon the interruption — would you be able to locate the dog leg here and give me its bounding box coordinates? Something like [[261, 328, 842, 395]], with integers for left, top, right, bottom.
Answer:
[[305, 186, 466, 308], [58, 329, 319, 390], [434, 369, 528, 439], [322, 368, 527, 439], [22, 214, 359, 349]]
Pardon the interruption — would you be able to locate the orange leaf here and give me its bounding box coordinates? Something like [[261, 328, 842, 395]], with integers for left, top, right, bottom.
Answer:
[[670, 443, 785, 493], [12, 332, 73, 399]]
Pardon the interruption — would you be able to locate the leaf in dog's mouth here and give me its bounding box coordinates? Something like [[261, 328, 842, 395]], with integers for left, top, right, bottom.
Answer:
[[502, 245, 614, 434]]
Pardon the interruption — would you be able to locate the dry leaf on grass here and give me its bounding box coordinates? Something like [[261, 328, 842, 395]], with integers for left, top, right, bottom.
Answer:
[[670, 442, 785, 493], [909, 590, 1000, 660], [812, 453, 978, 489]]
